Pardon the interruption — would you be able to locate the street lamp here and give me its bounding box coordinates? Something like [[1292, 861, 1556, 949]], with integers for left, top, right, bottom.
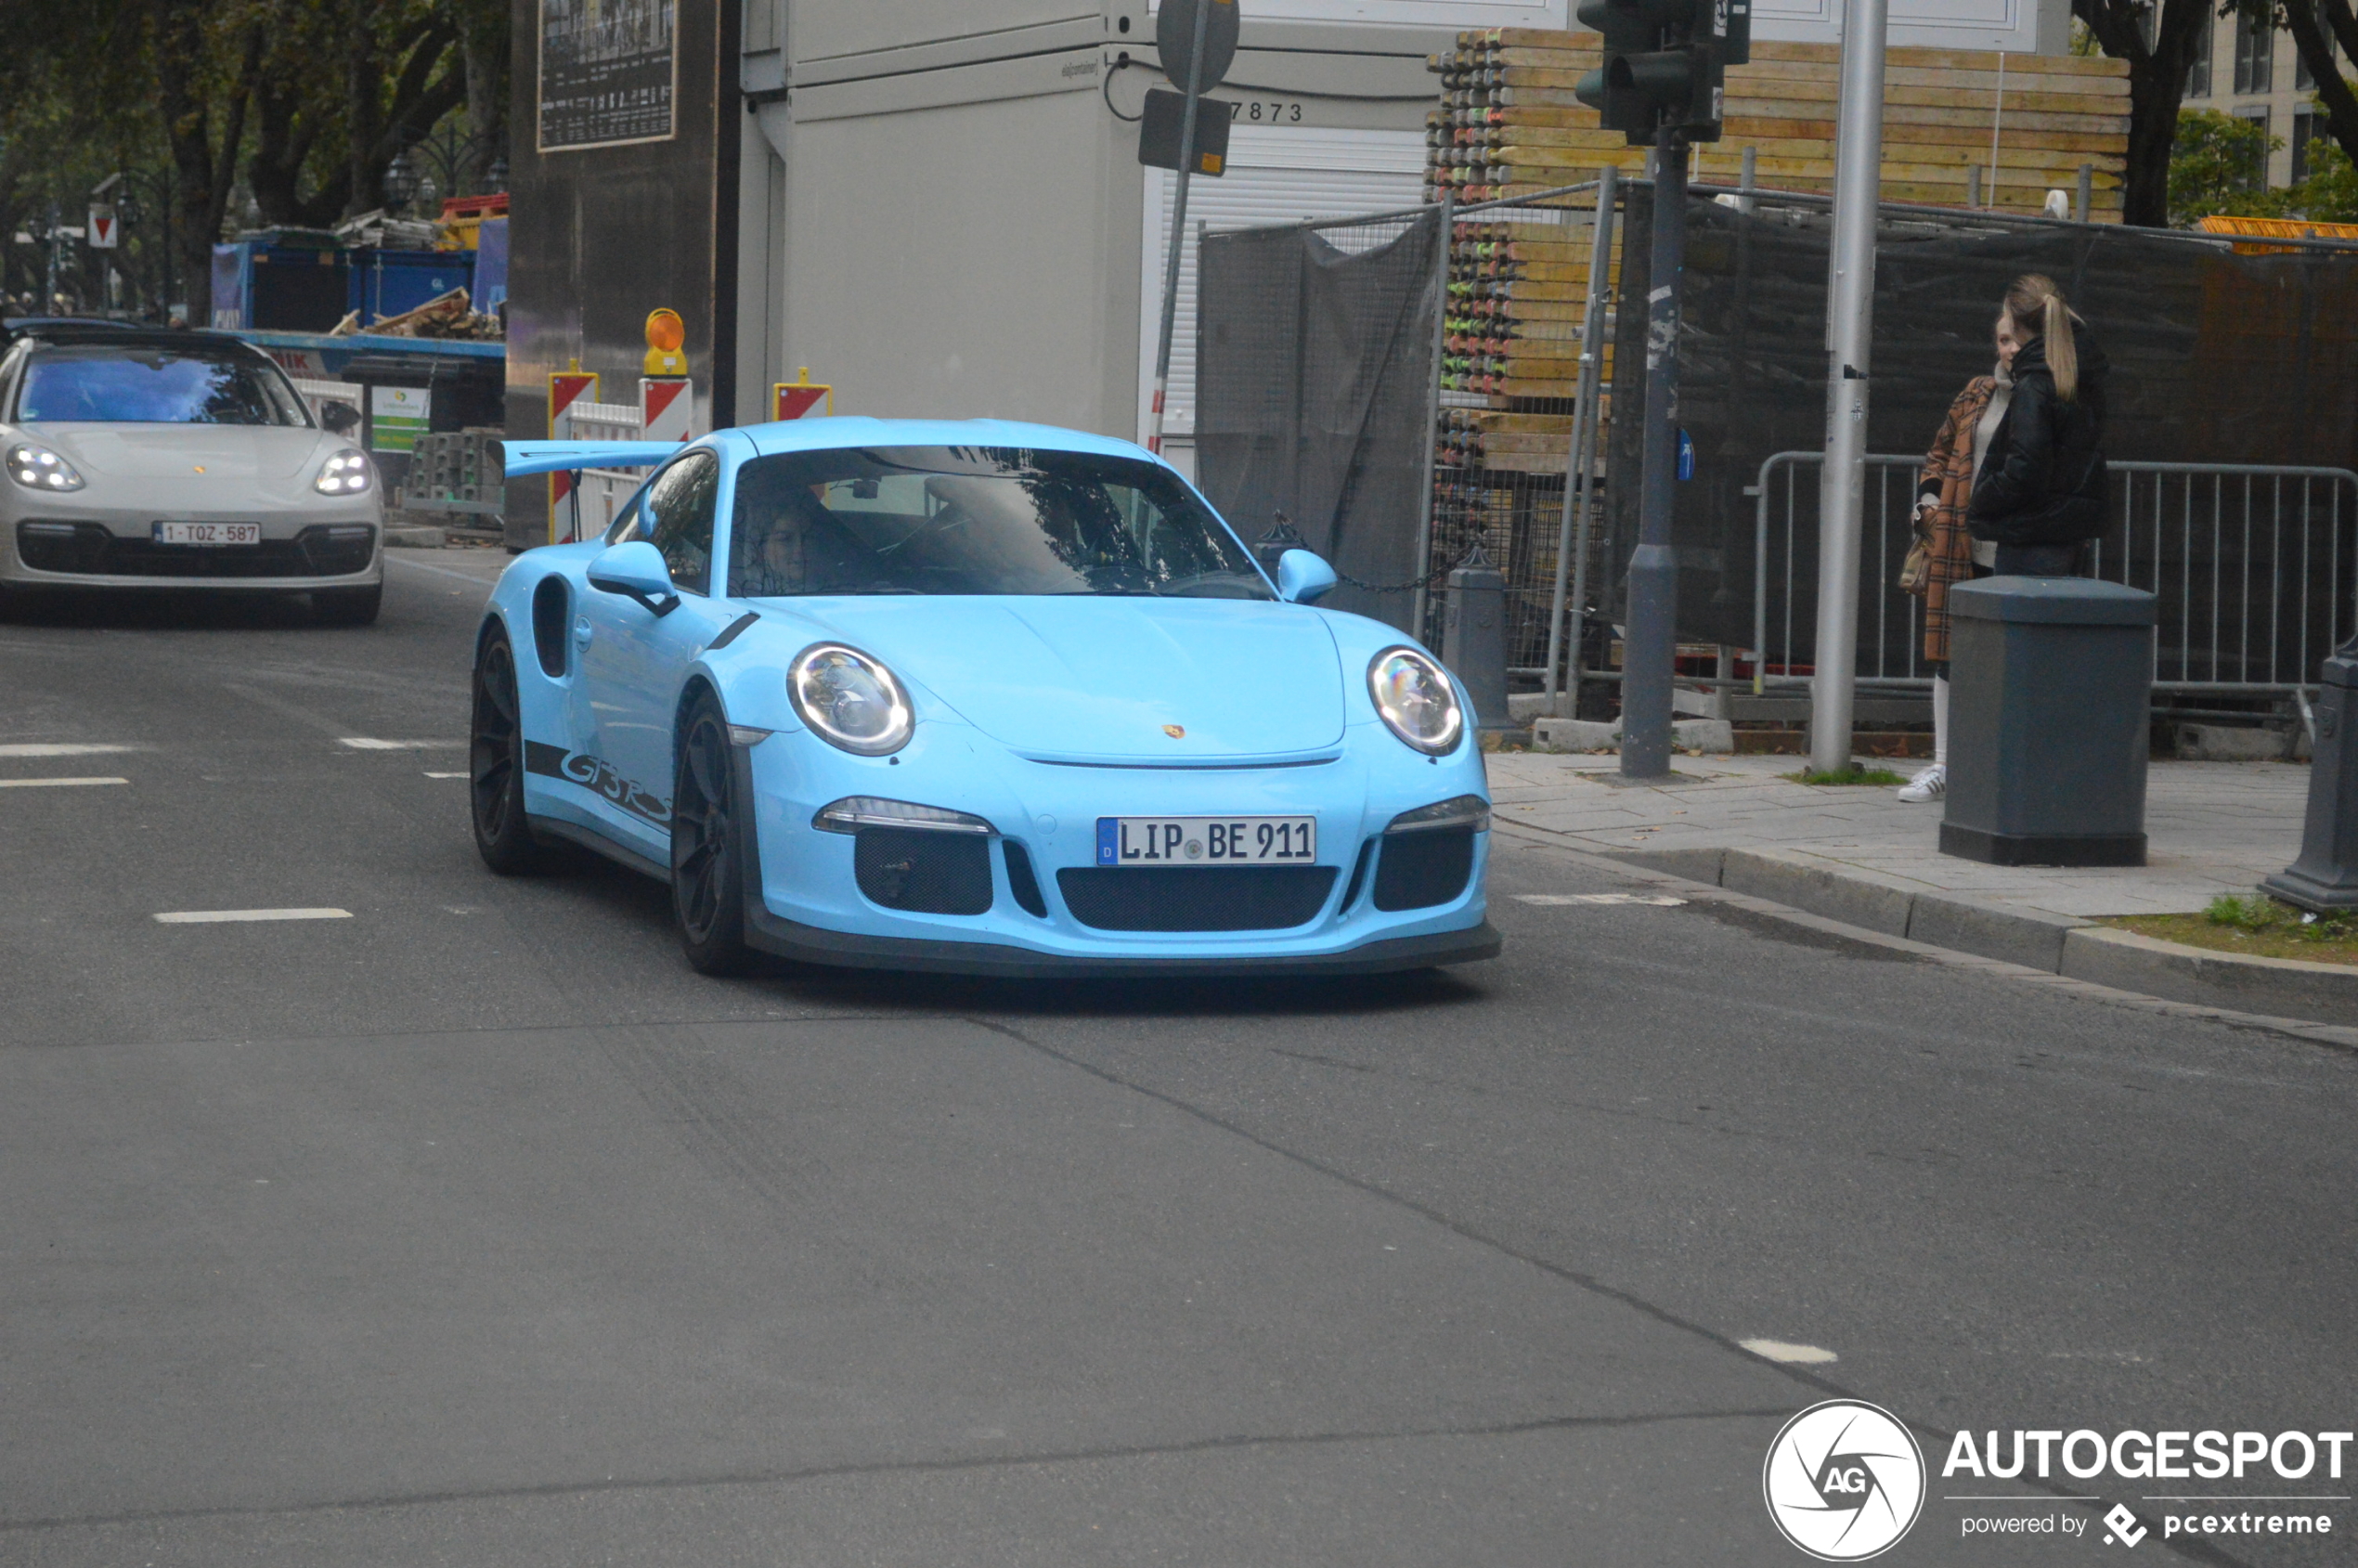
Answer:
[[383, 149, 417, 216]]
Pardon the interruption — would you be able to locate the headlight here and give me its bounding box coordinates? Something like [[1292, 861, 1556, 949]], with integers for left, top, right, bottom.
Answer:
[[6, 443, 84, 492], [1367, 647, 1463, 755], [788, 643, 913, 756], [314, 448, 372, 495]]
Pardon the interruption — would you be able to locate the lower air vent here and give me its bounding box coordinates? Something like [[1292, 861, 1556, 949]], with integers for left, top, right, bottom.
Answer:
[[854, 826, 993, 915], [1373, 827, 1476, 912], [1004, 841, 1048, 917], [1056, 866, 1338, 932]]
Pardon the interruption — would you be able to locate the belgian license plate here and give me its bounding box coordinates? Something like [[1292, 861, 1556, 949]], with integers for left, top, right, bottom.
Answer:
[[155, 522, 260, 546], [1096, 815, 1316, 866]]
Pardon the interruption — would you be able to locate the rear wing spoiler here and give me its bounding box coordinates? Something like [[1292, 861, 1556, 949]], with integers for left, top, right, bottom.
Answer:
[[501, 440, 685, 477]]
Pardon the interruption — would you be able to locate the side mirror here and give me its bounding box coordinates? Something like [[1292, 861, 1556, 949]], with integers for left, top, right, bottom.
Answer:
[[1276, 548, 1338, 605], [319, 400, 361, 436], [588, 539, 679, 616]]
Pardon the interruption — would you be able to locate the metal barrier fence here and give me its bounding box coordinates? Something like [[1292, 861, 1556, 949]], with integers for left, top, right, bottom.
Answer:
[[1753, 451, 2358, 695]]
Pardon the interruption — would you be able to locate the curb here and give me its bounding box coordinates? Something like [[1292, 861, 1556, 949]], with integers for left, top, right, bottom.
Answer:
[[383, 524, 448, 549], [1490, 824, 2358, 1052], [1489, 827, 2358, 1037]]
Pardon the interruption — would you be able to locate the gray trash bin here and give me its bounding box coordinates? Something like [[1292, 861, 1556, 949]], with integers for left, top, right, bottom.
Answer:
[[1942, 577, 2156, 866]]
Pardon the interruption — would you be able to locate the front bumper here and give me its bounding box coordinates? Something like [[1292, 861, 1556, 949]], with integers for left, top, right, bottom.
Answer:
[[3, 507, 382, 590], [727, 719, 1498, 977]]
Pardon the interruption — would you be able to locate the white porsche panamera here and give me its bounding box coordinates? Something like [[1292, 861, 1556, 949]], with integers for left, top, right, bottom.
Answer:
[[0, 324, 384, 623]]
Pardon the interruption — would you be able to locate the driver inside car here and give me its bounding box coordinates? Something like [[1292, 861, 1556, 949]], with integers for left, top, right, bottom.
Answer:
[[732, 484, 872, 596]]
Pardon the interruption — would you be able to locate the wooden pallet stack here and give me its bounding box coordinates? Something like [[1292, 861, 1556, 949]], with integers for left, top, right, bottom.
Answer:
[[1423, 29, 2131, 472]]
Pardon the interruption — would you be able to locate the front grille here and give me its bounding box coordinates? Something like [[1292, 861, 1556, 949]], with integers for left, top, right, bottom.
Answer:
[[854, 826, 993, 915], [14, 522, 374, 578], [1056, 865, 1339, 932], [1373, 827, 1476, 912]]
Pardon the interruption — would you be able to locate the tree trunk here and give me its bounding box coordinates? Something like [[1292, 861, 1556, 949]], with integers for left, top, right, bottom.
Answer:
[[344, 9, 384, 216], [2075, 0, 2213, 226], [460, 8, 508, 190], [2281, 0, 2358, 172], [151, 0, 217, 320]]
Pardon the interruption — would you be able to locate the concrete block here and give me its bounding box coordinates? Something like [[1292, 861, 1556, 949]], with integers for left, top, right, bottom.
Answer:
[[1610, 846, 1729, 886], [1509, 693, 1563, 723], [1529, 717, 1732, 754], [2061, 927, 2358, 1026], [2174, 723, 2292, 762], [383, 524, 448, 549], [1673, 719, 1735, 753], [1907, 891, 2086, 971], [1717, 849, 1916, 938], [1532, 717, 1620, 753]]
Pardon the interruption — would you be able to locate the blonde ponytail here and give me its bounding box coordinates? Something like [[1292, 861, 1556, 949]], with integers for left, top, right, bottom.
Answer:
[[2003, 274, 2079, 401]]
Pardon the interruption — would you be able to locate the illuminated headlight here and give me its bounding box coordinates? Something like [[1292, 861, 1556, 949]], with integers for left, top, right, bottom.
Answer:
[[788, 643, 913, 756], [1385, 795, 1490, 834], [1367, 647, 1464, 755], [6, 444, 84, 492], [812, 797, 991, 835], [314, 448, 372, 495]]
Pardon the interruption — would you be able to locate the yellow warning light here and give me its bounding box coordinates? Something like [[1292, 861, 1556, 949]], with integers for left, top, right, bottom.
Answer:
[[643, 308, 688, 375]]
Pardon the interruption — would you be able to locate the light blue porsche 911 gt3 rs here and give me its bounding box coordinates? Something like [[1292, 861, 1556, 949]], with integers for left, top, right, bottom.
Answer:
[[479, 417, 1499, 978]]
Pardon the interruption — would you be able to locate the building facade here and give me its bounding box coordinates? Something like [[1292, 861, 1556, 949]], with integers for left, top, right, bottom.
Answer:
[[2180, 9, 2348, 188]]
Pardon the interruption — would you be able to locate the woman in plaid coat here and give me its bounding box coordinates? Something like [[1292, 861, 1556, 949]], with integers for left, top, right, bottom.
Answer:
[[1898, 315, 2022, 801]]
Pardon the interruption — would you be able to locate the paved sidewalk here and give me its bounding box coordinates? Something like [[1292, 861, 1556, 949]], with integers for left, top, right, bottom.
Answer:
[[1487, 752, 2310, 920]]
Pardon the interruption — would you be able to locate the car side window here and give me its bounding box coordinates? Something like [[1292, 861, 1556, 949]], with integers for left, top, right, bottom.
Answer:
[[640, 450, 719, 594]]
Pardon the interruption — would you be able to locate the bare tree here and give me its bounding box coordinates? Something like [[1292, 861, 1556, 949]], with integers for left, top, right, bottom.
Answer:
[[2073, 0, 2218, 225]]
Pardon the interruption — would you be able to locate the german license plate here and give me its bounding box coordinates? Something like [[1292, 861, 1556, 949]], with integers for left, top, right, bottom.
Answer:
[[1096, 815, 1316, 866], [154, 522, 260, 546]]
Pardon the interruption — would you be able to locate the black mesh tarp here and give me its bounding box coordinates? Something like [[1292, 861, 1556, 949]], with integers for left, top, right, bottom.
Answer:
[[1609, 188, 2358, 663], [1195, 212, 1441, 631]]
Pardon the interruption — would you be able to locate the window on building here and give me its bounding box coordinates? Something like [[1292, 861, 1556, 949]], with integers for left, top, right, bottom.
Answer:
[[2294, 110, 2317, 184], [2238, 108, 2273, 188], [2296, 42, 2313, 90], [2235, 9, 2274, 95], [2186, 17, 2213, 98]]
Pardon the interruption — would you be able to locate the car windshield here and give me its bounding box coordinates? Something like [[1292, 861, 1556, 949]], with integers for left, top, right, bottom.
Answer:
[[727, 445, 1272, 600], [17, 345, 312, 426]]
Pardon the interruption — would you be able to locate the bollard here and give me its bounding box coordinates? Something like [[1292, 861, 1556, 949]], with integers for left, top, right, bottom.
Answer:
[[1942, 578, 2155, 866], [1442, 542, 1510, 732], [2262, 641, 2358, 912]]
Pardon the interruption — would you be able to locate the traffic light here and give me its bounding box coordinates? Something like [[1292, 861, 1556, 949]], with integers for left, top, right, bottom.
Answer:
[[1574, 0, 1750, 144]]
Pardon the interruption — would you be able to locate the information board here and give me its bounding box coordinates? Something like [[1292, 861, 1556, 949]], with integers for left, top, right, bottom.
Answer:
[[538, 0, 677, 152]]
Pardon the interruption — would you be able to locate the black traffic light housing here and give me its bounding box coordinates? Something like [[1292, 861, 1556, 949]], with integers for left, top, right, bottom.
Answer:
[[1575, 0, 1751, 144]]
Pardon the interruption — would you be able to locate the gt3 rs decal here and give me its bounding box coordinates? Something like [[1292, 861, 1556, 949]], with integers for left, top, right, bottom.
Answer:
[[524, 740, 672, 827]]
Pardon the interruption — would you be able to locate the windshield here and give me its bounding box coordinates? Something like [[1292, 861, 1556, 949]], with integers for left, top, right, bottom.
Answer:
[[17, 345, 312, 426], [727, 446, 1271, 600]]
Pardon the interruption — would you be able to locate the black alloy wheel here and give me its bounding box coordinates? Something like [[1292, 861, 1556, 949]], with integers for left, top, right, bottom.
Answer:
[[471, 628, 560, 874], [671, 693, 752, 974]]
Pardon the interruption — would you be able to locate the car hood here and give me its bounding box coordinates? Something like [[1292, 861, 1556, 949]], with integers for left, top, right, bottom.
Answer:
[[19, 423, 331, 482], [774, 595, 1347, 759]]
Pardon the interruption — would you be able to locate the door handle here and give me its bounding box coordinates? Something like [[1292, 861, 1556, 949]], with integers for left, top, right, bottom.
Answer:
[[573, 616, 593, 649]]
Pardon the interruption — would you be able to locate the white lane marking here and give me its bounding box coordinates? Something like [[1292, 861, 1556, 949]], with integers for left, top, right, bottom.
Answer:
[[423, 771, 468, 779], [1740, 1339, 1839, 1365], [154, 908, 353, 924], [153, 905, 348, 919], [1516, 892, 1689, 907], [0, 776, 129, 788], [386, 555, 503, 587], [0, 743, 142, 757], [339, 738, 463, 750]]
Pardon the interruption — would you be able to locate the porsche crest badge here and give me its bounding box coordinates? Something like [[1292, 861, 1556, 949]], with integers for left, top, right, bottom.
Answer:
[[1162, 725, 1185, 739]]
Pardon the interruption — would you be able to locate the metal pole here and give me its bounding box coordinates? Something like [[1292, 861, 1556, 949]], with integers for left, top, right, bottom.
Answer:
[[1546, 164, 1617, 713], [1809, 0, 1890, 775], [1622, 132, 1689, 781], [1565, 176, 1617, 709], [1144, 0, 1215, 456], [1410, 188, 1455, 642]]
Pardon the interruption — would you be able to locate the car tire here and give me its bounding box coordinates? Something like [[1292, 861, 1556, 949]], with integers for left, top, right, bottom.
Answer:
[[314, 583, 382, 626], [671, 691, 754, 976], [471, 628, 563, 875]]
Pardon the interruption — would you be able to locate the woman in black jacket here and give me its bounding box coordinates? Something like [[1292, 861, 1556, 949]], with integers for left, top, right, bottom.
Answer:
[[1965, 274, 2109, 576]]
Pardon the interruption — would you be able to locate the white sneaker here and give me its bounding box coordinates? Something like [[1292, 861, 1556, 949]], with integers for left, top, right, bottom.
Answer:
[[1897, 763, 1947, 803]]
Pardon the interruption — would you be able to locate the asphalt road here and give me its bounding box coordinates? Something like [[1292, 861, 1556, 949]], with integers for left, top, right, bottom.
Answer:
[[0, 551, 2352, 1567]]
